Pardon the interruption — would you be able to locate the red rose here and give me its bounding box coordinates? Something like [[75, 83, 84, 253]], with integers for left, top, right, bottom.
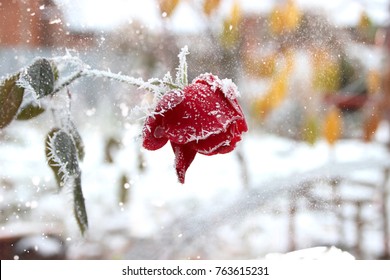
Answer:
[[142, 73, 248, 183]]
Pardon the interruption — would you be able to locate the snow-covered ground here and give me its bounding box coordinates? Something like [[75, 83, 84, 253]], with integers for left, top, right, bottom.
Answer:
[[1, 117, 389, 259]]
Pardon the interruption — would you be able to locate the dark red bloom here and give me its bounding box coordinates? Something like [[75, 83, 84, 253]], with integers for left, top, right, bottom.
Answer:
[[142, 73, 248, 183]]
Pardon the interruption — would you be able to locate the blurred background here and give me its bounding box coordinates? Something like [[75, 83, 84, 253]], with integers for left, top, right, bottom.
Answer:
[[1, 0, 390, 259]]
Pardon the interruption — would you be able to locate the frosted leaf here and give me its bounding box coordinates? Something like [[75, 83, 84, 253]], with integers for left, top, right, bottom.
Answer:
[[163, 71, 173, 85], [17, 58, 54, 99], [73, 175, 88, 235], [45, 128, 88, 234], [45, 129, 80, 188], [175, 45, 189, 87], [68, 120, 85, 161]]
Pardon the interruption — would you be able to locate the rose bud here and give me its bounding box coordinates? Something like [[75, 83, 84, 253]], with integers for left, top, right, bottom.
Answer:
[[142, 73, 248, 183]]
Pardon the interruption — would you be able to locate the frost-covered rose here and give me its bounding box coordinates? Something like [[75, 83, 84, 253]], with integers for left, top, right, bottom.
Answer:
[[142, 73, 248, 183]]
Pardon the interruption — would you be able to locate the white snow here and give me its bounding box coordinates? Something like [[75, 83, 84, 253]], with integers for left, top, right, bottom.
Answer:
[[1, 119, 390, 259], [266, 246, 355, 260]]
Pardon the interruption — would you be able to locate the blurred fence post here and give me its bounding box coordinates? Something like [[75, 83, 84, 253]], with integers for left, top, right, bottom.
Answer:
[[331, 178, 344, 245], [236, 147, 249, 189], [288, 193, 297, 252], [381, 168, 390, 258], [354, 201, 364, 259]]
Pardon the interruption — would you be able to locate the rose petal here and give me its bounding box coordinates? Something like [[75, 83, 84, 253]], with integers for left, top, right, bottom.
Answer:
[[192, 121, 245, 155], [162, 82, 245, 144], [142, 90, 185, 151], [154, 89, 185, 114], [142, 115, 168, 150], [171, 143, 197, 184], [194, 74, 245, 117]]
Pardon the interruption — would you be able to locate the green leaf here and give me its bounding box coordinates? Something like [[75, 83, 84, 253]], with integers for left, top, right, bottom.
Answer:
[[16, 103, 45, 120], [73, 175, 88, 235], [0, 74, 25, 129], [23, 58, 54, 98]]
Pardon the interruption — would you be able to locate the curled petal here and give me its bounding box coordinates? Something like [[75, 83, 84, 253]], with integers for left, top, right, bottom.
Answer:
[[171, 142, 197, 184], [142, 90, 184, 150], [193, 121, 246, 155], [142, 115, 168, 150], [154, 89, 184, 114]]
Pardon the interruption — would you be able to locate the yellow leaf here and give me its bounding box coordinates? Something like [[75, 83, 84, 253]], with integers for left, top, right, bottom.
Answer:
[[251, 52, 294, 119], [243, 53, 277, 78], [363, 111, 381, 142], [366, 69, 381, 95], [252, 97, 271, 120], [203, 0, 220, 16], [284, 0, 301, 32], [220, 1, 241, 48], [311, 50, 340, 92], [159, 0, 180, 17], [303, 115, 319, 145], [269, 8, 283, 35], [253, 70, 289, 119], [283, 49, 295, 74], [269, 0, 301, 34], [323, 107, 342, 145], [230, 1, 241, 27], [359, 11, 372, 30]]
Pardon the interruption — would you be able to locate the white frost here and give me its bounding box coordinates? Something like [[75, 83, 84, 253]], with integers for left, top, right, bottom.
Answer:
[[221, 78, 240, 99], [193, 73, 240, 99]]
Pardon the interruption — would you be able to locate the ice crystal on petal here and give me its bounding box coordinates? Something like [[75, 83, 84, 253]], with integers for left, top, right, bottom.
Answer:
[[221, 78, 240, 99]]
